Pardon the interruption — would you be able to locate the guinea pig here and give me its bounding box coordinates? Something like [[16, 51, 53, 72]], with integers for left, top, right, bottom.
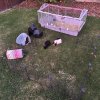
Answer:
[[44, 40, 52, 49], [53, 38, 62, 46]]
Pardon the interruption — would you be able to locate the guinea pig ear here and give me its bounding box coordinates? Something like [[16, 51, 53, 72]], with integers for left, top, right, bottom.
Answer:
[[53, 42, 57, 46], [52, 42, 54, 45], [55, 43, 57, 46]]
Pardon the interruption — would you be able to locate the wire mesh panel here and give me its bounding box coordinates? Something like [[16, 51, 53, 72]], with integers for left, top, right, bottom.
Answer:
[[37, 3, 88, 36]]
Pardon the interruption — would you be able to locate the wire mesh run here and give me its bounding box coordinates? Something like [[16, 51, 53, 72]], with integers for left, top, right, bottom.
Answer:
[[38, 3, 88, 36]]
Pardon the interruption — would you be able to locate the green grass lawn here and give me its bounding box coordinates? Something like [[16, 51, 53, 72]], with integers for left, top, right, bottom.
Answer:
[[0, 8, 100, 100]]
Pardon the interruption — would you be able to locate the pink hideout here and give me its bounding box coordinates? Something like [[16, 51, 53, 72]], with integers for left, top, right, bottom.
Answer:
[[6, 49, 23, 59]]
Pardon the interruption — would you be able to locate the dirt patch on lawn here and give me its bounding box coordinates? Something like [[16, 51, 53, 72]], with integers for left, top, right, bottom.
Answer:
[[16, 0, 100, 18], [15, 0, 39, 9], [64, 0, 100, 17]]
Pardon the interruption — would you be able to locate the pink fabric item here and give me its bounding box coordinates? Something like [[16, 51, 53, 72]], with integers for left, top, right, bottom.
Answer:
[[6, 49, 23, 59]]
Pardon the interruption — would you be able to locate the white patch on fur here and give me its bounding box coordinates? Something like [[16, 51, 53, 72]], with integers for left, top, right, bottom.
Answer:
[[54, 38, 62, 45]]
